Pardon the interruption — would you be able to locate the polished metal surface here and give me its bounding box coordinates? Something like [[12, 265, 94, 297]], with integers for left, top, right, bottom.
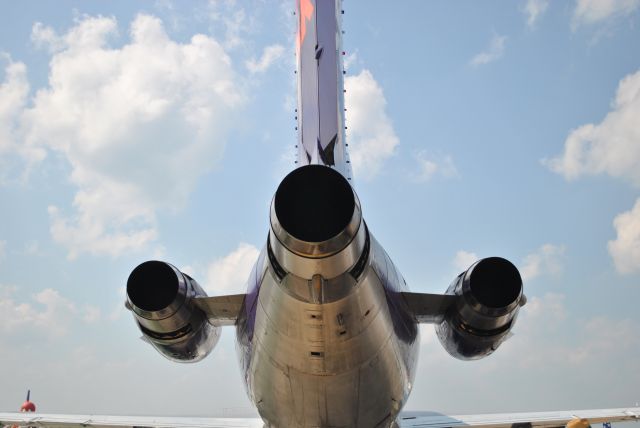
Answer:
[[127, 262, 189, 323], [455, 258, 523, 332], [435, 258, 524, 360], [268, 217, 366, 280], [124, 0, 526, 423], [194, 294, 247, 327], [237, 231, 418, 428], [126, 261, 221, 363], [269, 192, 362, 259]]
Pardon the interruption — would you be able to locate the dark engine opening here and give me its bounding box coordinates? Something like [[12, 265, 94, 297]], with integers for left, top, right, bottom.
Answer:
[[469, 257, 522, 309], [127, 261, 180, 312], [274, 165, 355, 243]]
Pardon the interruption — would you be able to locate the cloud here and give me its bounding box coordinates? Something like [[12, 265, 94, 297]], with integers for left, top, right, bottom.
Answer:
[[453, 250, 478, 272], [453, 244, 564, 281], [572, 0, 640, 28], [469, 34, 507, 67], [11, 14, 245, 259], [246, 44, 285, 73], [545, 70, 640, 188], [545, 69, 640, 276], [608, 198, 640, 274], [515, 294, 638, 367], [416, 291, 639, 373], [345, 70, 399, 181], [204, 243, 260, 294], [22, 240, 41, 256], [343, 51, 359, 70], [521, 292, 567, 324], [414, 151, 458, 182], [206, 0, 254, 49], [82, 305, 102, 323], [520, 243, 565, 281], [0, 55, 29, 156], [524, 0, 550, 28], [30, 22, 65, 53], [0, 286, 76, 336]]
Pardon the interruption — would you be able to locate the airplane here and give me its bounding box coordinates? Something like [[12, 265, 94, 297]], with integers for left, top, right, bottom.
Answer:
[[1, 1, 639, 427]]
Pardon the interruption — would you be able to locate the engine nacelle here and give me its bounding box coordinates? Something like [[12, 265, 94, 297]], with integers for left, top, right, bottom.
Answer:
[[126, 261, 220, 363], [269, 164, 367, 283], [436, 257, 524, 360]]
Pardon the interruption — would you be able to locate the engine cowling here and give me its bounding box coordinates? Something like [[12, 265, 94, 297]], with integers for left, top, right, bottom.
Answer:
[[269, 164, 367, 283], [126, 261, 220, 363], [436, 257, 524, 360]]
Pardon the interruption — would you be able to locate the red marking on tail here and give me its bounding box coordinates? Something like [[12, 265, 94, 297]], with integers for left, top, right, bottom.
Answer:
[[298, 0, 314, 49]]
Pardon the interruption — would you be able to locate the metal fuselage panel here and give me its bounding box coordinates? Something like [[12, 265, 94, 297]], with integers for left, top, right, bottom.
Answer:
[[236, 235, 419, 428]]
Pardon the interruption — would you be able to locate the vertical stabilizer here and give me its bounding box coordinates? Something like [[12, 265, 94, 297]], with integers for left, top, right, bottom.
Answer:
[[296, 0, 352, 180]]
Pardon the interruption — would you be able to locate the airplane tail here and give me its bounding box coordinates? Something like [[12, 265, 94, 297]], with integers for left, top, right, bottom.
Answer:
[[295, 0, 353, 182]]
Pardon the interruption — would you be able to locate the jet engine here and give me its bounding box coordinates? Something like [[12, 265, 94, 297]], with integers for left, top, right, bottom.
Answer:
[[126, 261, 220, 363], [436, 257, 524, 360], [268, 164, 367, 283]]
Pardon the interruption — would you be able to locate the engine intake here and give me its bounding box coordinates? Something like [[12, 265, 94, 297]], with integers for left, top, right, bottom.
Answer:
[[269, 165, 367, 280], [126, 261, 220, 363], [436, 257, 524, 360]]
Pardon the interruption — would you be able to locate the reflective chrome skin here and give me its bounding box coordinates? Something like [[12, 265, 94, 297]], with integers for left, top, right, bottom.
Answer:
[[126, 261, 221, 363], [234, 165, 418, 427], [269, 165, 364, 279], [436, 258, 524, 360], [124, 0, 525, 426]]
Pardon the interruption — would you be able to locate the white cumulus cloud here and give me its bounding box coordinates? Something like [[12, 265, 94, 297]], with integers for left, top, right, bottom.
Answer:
[[0, 286, 76, 336], [524, 0, 550, 28], [414, 151, 458, 182], [608, 198, 640, 274], [470, 34, 507, 67], [544, 69, 640, 275], [204, 242, 260, 295], [452, 244, 564, 281], [520, 243, 565, 281], [0, 55, 29, 156], [572, 0, 640, 28], [345, 70, 399, 181], [13, 14, 245, 259], [206, 0, 254, 50], [246, 44, 285, 73], [82, 305, 102, 323], [545, 69, 640, 187], [453, 250, 479, 272]]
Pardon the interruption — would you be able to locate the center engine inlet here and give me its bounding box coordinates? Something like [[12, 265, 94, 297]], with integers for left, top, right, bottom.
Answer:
[[268, 165, 367, 280]]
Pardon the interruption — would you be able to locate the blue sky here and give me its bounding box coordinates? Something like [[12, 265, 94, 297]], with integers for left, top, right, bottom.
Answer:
[[1, 0, 640, 418]]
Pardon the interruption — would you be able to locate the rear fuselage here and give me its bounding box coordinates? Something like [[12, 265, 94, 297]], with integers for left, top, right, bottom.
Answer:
[[236, 229, 419, 427]]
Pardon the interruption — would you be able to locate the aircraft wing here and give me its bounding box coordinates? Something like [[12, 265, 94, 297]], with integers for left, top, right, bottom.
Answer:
[[0, 413, 263, 428], [398, 408, 640, 428], [1, 408, 638, 428]]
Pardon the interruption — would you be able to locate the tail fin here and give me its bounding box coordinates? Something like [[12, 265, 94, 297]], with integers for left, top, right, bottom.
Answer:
[[295, 0, 352, 181]]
